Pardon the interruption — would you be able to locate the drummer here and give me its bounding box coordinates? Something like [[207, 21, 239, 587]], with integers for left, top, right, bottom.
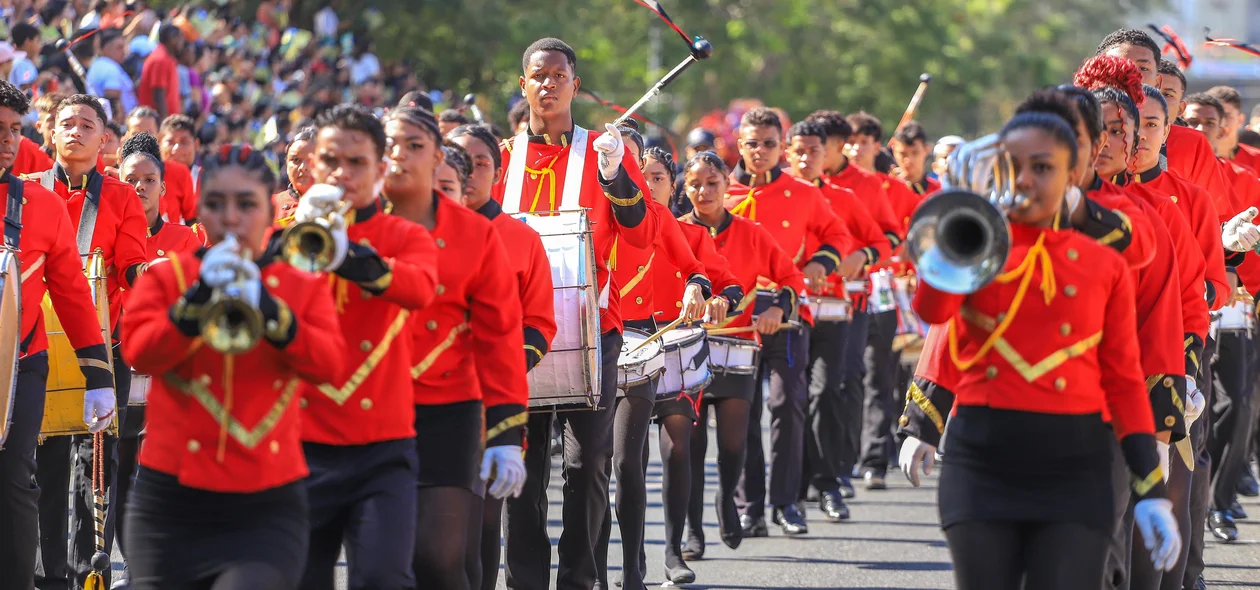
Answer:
[[782, 118, 889, 520], [0, 79, 115, 588], [890, 122, 941, 198]]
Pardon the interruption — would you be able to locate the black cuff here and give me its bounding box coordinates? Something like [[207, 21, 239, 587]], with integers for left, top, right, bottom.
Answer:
[[884, 231, 903, 250], [1146, 374, 1187, 442], [335, 243, 393, 294], [1076, 197, 1132, 254], [1120, 432, 1170, 502], [524, 326, 549, 373], [485, 404, 527, 447], [599, 167, 647, 228], [685, 274, 713, 300], [861, 246, 879, 265], [1205, 279, 1218, 309], [258, 288, 297, 349], [895, 377, 954, 448], [168, 281, 215, 337], [719, 285, 744, 311], [74, 343, 113, 390], [1224, 249, 1246, 267], [774, 287, 799, 320], [1185, 333, 1204, 379], [124, 263, 147, 288], [808, 245, 842, 276]]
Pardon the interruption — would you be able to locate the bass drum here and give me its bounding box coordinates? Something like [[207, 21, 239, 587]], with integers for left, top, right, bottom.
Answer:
[[41, 251, 116, 438], [0, 252, 21, 449]]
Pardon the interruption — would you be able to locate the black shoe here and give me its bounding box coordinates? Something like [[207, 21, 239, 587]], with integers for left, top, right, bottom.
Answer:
[[1228, 500, 1249, 520], [863, 470, 888, 491], [715, 490, 742, 549], [1240, 467, 1260, 497], [771, 504, 809, 535], [819, 490, 851, 522], [664, 557, 697, 585], [1209, 510, 1239, 542], [740, 513, 768, 538], [838, 475, 856, 499], [681, 528, 705, 560]]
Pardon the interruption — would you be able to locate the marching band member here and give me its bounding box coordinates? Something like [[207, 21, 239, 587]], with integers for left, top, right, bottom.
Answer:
[[1205, 86, 1260, 173], [33, 93, 148, 590], [384, 105, 528, 590], [783, 119, 889, 520], [913, 107, 1180, 590], [724, 106, 853, 536], [641, 145, 742, 585], [495, 38, 661, 590], [678, 150, 807, 555], [272, 127, 314, 223], [439, 142, 472, 198], [0, 79, 115, 590], [113, 132, 206, 587], [121, 144, 347, 590], [156, 114, 202, 223], [450, 123, 557, 590], [890, 122, 941, 198], [296, 104, 441, 590]]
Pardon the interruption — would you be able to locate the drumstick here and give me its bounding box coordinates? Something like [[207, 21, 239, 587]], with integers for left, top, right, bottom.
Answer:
[[627, 316, 687, 354], [704, 322, 799, 337]]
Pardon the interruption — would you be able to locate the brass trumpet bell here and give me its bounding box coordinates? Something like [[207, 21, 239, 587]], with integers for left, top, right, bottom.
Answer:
[[280, 220, 336, 272], [200, 290, 264, 354]]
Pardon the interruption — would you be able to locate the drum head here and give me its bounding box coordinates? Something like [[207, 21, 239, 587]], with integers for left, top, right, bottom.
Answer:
[[661, 326, 704, 348], [0, 252, 20, 447], [619, 328, 661, 365]]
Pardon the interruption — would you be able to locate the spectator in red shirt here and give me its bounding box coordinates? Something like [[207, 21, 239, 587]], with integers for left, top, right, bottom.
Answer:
[[138, 25, 185, 119]]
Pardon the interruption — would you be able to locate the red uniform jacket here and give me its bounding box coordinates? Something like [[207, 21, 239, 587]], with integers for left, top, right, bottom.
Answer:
[[13, 137, 53, 176], [651, 221, 742, 319], [827, 164, 901, 248], [1166, 125, 1236, 218], [272, 186, 300, 223], [162, 160, 199, 223], [476, 198, 558, 371], [301, 202, 439, 446], [35, 165, 148, 334], [3, 174, 111, 388], [809, 180, 891, 297], [145, 218, 206, 261], [405, 193, 528, 447], [1219, 161, 1260, 295], [1233, 143, 1260, 173], [1131, 167, 1227, 311], [880, 172, 923, 236], [1082, 176, 1156, 270], [124, 251, 347, 492], [494, 127, 660, 334], [615, 202, 708, 322], [912, 224, 1152, 439], [680, 212, 806, 340]]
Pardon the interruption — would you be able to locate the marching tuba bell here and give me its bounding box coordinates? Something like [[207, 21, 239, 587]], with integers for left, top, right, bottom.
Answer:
[[904, 134, 1024, 295]]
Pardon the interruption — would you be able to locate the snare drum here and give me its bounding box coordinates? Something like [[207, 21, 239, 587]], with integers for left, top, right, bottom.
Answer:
[[1213, 299, 1255, 335], [129, 371, 151, 406], [707, 335, 762, 376], [656, 327, 712, 396], [515, 210, 603, 411], [618, 329, 666, 390], [867, 269, 897, 314], [808, 296, 852, 322], [0, 251, 20, 450]]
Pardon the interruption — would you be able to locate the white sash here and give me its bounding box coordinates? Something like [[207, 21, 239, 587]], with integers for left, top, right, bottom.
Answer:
[[502, 126, 588, 215]]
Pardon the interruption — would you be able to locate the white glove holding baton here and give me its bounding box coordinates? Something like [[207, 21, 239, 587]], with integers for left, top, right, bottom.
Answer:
[[899, 435, 937, 488], [1134, 498, 1182, 572], [1222, 206, 1260, 252], [83, 388, 116, 433], [480, 445, 527, 499], [593, 123, 625, 182]]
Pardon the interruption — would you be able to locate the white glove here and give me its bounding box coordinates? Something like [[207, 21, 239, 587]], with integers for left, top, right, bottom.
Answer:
[[83, 387, 116, 433], [200, 234, 242, 288], [592, 123, 625, 181], [1134, 498, 1182, 572], [1222, 206, 1260, 252], [1156, 440, 1171, 483], [480, 445, 526, 499], [899, 436, 937, 488], [321, 211, 350, 272], [1185, 376, 1205, 427], [294, 183, 344, 224]]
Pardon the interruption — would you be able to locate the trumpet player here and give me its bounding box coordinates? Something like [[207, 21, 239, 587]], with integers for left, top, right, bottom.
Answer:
[[120, 144, 347, 590], [32, 93, 148, 590], [295, 104, 440, 590], [0, 79, 115, 590]]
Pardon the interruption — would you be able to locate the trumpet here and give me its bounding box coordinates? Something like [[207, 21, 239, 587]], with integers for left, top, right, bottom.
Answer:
[[280, 184, 350, 272], [904, 134, 1026, 294], [200, 238, 264, 354]]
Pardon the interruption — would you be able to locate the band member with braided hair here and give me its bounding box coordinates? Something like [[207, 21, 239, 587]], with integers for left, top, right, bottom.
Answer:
[[0, 79, 115, 590], [385, 105, 528, 590], [121, 144, 347, 590]]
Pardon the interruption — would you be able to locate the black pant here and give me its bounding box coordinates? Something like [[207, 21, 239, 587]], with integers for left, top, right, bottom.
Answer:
[[1106, 437, 1135, 590], [802, 319, 853, 493], [1184, 338, 1216, 587], [115, 410, 143, 561], [859, 310, 900, 476], [1209, 330, 1256, 512], [36, 343, 130, 590], [503, 330, 621, 590], [299, 439, 418, 590], [945, 520, 1110, 590], [737, 325, 809, 517], [0, 354, 50, 590]]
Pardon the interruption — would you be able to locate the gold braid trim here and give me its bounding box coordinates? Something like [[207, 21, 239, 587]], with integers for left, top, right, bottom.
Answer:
[[908, 381, 945, 434], [485, 412, 529, 443], [1132, 466, 1165, 497]]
